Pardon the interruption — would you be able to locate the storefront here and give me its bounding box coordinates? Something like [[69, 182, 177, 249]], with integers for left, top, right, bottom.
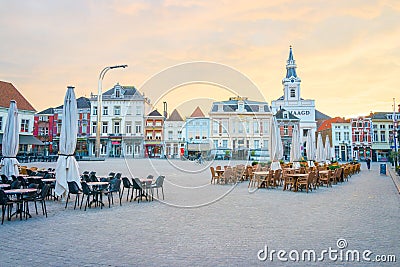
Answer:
[[145, 143, 164, 158]]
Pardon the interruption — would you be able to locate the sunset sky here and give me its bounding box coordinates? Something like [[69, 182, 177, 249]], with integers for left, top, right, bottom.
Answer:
[[1, 0, 399, 118]]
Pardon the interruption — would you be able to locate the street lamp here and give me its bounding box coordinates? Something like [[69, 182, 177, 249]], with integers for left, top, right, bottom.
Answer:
[[95, 65, 128, 158]]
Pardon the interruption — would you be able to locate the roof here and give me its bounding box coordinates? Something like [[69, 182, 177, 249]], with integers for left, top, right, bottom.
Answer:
[[0, 81, 36, 111], [368, 111, 400, 120], [275, 108, 300, 120], [167, 109, 183, 121], [147, 110, 163, 117], [76, 97, 91, 109], [103, 84, 141, 97], [210, 98, 270, 113], [189, 106, 205, 118], [317, 117, 346, 131], [315, 109, 331, 120], [37, 107, 54, 115], [54, 96, 90, 110]]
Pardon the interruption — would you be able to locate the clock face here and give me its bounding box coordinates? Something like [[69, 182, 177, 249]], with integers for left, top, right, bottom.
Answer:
[[291, 79, 294, 83]]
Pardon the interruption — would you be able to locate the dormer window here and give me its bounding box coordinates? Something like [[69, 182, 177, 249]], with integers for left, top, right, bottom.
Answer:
[[115, 88, 121, 98], [290, 89, 296, 98]]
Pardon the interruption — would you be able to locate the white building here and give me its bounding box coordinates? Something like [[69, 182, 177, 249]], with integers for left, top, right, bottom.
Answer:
[[331, 120, 352, 161], [164, 109, 185, 159], [209, 97, 273, 160], [271, 46, 317, 146], [0, 81, 41, 154], [89, 83, 148, 158]]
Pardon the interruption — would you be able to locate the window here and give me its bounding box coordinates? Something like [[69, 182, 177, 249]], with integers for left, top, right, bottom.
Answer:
[[21, 119, 29, 132], [168, 131, 173, 140], [115, 88, 121, 98], [222, 140, 228, 148], [0, 117, 2, 131], [146, 132, 153, 139], [114, 106, 121, 116], [81, 123, 87, 134], [283, 126, 288, 136], [92, 122, 97, 134], [263, 140, 268, 148], [155, 132, 162, 140], [114, 121, 120, 134], [253, 120, 259, 134], [102, 122, 108, 134], [222, 120, 228, 133], [373, 131, 378, 142], [254, 140, 259, 149], [135, 122, 141, 134], [380, 131, 386, 142], [379, 124, 385, 129], [213, 121, 219, 134], [344, 126, 349, 130], [335, 132, 341, 141], [214, 140, 219, 148], [126, 122, 132, 134], [344, 132, 349, 141], [93, 106, 97, 115], [262, 120, 269, 134], [354, 131, 360, 142], [290, 89, 296, 98], [136, 106, 142, 115], [103, 106, 108, 115], [283, 112, 288, 119], [126, 144, 133, 154], [303, 129, 308, 137]]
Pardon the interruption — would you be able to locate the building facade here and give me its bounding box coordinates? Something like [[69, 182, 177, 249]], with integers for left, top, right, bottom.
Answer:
[[144, 110, 164, 158], [275, 108, 300, 161], [184, 107, 210, 158], [350, 116, 372, 161], [89, 83, 147, 158], [164, 109, 185, 159], [0, 81, 40, 154], [271, 47, 317, 146], [209, 97, 273, 160], [33, 108, 55, 155], [369, 111, 400, 162]]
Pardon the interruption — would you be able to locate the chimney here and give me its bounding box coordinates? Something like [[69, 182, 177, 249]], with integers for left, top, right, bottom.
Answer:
[[163, 101, 167, 119]]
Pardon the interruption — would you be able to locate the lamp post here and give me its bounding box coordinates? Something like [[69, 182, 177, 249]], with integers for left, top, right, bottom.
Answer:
[[393, 98, 398, 170], [95, 65, 128, 158]]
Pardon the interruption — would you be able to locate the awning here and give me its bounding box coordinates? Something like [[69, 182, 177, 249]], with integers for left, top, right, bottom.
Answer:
[[0, 134, 44, 145], [187, 143, 211, 151]]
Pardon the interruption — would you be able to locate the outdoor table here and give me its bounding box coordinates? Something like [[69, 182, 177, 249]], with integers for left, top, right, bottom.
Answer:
[[0, 183, 11, 189], [41, 178, 56, 183], [86, 181, 109, 208], [285, 173, 308, 192], [135, 179, 153, 201], [252, 171, 270, 188], [24, 176, 45, 180], [318, 170, 329, 175], [215, 169, 224, 175], [4, 188, 38, 220]]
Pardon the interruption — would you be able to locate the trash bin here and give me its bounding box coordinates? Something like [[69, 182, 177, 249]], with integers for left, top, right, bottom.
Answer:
[[380, 163, 386, 175]]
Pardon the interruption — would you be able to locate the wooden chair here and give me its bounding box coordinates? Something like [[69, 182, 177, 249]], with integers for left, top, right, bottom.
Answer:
[[297, 171, 314, 193], [221, 167, 234, 184], [282, 169, 295, 191], [319, 170, 333, 187], [272, 169, 282, 188], [210, 167, 221, 184]]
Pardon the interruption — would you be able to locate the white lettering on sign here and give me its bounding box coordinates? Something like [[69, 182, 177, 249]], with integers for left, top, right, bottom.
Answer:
[[290, 110, 310, 116]]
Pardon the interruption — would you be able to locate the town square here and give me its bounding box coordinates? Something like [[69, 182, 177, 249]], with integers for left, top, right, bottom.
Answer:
[[1, 1, 399, 266]]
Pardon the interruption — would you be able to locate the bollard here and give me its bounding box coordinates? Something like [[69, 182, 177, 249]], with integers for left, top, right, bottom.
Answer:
[[380, 163, 387, 175]]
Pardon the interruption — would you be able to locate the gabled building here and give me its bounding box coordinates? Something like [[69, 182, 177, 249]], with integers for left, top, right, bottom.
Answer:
[[350, 116, 372, 161], [0, 81, 41, 154], [164, 109, 185, 159], [369, 111, 400, 162], [271, 47, 318, 145], [184, 106, 210, 158], [317, 117, 351, 161], [53, 96, 91, 157], [33, 107, 55, 155], [275, 108, 300, 161], [209, 97, 273, 160], [144, 109, 164, 158], [89, 83, 147, 158]]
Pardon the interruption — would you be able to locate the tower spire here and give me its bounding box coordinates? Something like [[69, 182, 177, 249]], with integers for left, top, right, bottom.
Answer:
[[285, 45, 297, 79]]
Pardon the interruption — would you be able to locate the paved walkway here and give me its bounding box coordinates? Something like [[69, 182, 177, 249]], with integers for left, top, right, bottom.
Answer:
[[1, 160, 399, 266]]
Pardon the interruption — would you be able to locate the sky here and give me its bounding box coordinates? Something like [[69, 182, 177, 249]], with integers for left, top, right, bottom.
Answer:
[[0, 0, 399, 118]]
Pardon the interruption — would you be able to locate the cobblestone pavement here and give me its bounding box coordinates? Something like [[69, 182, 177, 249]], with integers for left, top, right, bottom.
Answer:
[[0, 159, 399, 266]]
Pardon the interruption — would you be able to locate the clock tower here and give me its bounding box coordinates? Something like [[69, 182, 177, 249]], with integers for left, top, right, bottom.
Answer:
[[282, 46, 301, 101]]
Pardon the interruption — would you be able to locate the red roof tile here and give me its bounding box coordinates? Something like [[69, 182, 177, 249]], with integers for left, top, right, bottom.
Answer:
[[0, 81, 36, 111], [189, 106, 205, 118], [317, 117, 346, 132]]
